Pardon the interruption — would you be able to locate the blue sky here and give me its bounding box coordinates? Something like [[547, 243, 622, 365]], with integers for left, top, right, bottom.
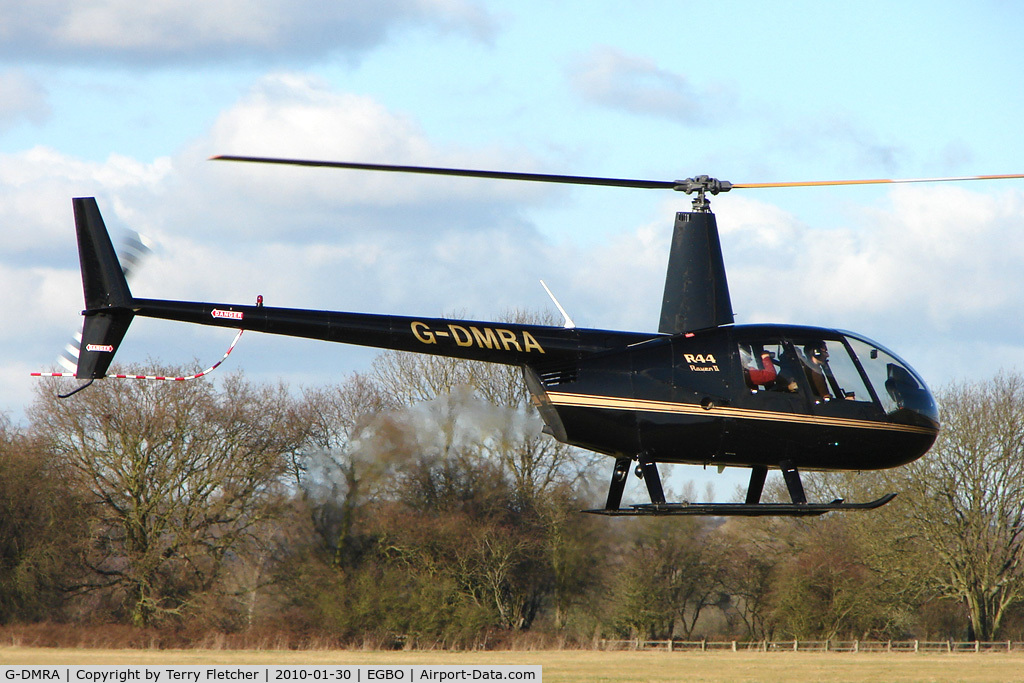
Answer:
[[4, 0, 1024, 500]]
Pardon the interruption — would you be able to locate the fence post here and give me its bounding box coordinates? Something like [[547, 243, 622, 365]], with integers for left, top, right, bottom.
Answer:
[[587, 637, 1024, 653]]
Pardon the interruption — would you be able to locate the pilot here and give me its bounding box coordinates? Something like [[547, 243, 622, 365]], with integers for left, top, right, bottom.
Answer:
[[803, 341, 832, 400]]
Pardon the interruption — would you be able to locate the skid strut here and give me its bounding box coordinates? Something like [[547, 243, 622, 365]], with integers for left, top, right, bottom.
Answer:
[[745, 465, 768, 504], [637, 451, 666, 505], [780, 459, 807, 504], [604, 457, 631, 510]]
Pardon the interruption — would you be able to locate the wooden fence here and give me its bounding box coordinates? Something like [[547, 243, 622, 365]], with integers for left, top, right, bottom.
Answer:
[[598, 639, 1023, 653]]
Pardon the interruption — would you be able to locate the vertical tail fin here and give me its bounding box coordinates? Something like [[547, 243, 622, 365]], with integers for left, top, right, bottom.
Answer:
[[658, 211, 734, 334], [72, 197, 136, 379]]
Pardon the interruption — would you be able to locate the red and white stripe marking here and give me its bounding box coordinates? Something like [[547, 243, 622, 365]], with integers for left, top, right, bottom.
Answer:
[[32, 329, 244, 382]]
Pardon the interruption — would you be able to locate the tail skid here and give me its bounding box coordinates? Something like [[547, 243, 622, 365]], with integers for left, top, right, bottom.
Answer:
[[33, 328, 245, 382]]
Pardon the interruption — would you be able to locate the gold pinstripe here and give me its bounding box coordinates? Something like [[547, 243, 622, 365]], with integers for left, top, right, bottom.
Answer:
[[545, 391, 937, 436]]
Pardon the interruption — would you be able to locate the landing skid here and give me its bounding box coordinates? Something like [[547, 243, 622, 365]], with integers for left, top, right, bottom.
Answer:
[[592, 454, 897, 517], [584, 493, 897, 517]]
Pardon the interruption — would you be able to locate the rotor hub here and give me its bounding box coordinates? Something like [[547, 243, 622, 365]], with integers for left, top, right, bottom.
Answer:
[[672, 176, 733, 212]]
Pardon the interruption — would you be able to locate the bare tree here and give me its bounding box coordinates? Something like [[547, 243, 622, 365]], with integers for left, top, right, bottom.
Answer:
[[0, 416, 89, 622], [369, 309, 598, 506], [30, 372, 309, 626], [893, 372, 1024, 640], [535, 491, 604, 631], [716, 519, 780, 640], [297, 375, 402, 567], [610, 518, 724, 640], [337, 310, 602, 634], [801, 471, 934, 639], [766, 517, 904, 640]]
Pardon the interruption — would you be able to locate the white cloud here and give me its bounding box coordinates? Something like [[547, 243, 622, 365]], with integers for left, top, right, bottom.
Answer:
[[558, 211, 670, 331], [569, 46, 734, 125], [0, 70, 49, 130], [161, 72, 558, 242], [0, 0, 494, 65], [0, 146, 171, 257]]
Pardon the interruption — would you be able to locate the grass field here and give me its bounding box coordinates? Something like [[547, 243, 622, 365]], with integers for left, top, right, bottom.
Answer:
[[2, 648, 1024, 682]]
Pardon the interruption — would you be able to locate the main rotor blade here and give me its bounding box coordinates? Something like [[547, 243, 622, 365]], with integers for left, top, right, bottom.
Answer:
[[211, 155, 678, 190], [213, 155, 1024, 194], [732, 173, 1024, 189]]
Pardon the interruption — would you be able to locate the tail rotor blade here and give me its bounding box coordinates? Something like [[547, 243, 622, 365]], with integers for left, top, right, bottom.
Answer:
[[57, 229, 152, 373]]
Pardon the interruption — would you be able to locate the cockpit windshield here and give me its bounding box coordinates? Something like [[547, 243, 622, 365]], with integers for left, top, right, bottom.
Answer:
[[843, 334, 938, 422]]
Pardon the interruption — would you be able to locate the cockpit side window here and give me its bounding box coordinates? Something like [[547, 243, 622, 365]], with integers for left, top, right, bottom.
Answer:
[[794, 338, 872, 404], [738, 342, 799, 393]]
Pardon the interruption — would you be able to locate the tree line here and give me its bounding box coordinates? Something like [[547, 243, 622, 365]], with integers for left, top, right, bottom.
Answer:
[[5, 339, 1024, 646]]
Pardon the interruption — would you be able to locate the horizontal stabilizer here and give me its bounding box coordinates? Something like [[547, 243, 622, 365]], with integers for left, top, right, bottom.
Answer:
[[77, 311, 134, 379]]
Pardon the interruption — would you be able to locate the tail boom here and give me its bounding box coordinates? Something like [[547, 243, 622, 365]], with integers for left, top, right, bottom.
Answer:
[[130, 298, 656, 366]]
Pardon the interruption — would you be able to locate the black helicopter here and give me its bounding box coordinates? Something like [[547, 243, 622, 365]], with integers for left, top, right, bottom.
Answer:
[[55, 158, 1024, 516]]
